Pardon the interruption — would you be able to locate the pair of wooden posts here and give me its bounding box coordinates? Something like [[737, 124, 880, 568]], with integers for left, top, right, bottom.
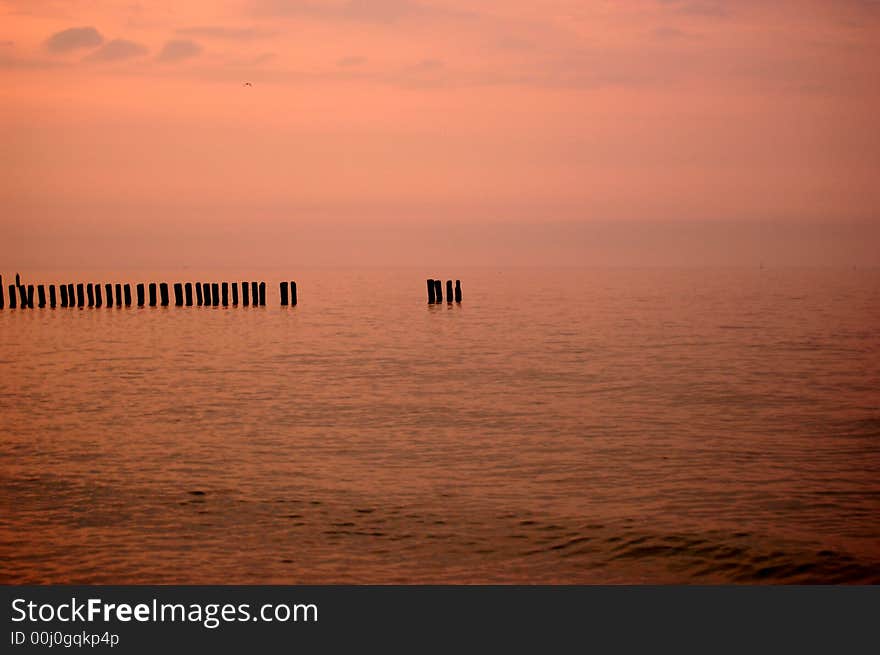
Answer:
[[427, 279, 462, 304]]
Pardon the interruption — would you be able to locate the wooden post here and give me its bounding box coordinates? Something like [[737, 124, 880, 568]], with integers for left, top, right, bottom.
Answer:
[[77, 283, 85, 308], [455, 279, 461, 302], [124, 284, 132, 307], [232, 282, 239, 305], [195, 282, 203, 306], [222, 282, 229, 306], [8, 285, 16, 309], [251, 282, 259, 306], [0, 276, 3, 309], [68, 284, 75, 307], [259, 282, 266, 306], [160, 283, 169, 306], [242, 281, 249, 306], [95, 284, 103, 308], [174, 283, 183, 306], [136, 283, 145, 307], [116, 284, 122, 307], [25, 285, 34, 308], [86, 283, 94, 307], [184, 283, 193, 306], [434, 279, 442, 303], [203, 283, 211, 306], [49, 285, 57, 308], [38, 285, 46, 308], [446, 280, 453, 303], [427, 279, 435, 303], [211, 283, 219, 307], [290, 281, 297, 306], [280, 281, 288, 305], [60, 284, 68, 307], [148, 283, 157, 307], [105, 283, 113, 307]]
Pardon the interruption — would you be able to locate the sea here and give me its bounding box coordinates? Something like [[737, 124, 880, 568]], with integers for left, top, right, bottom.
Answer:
[[1, 267, 878, 583]]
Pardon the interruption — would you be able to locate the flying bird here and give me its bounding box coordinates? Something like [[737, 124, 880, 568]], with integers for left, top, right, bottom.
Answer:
[[243, 81, 252, 87]]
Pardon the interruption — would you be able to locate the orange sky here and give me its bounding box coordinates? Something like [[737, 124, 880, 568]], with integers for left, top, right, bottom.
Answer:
[[2, 0, 879, 267]]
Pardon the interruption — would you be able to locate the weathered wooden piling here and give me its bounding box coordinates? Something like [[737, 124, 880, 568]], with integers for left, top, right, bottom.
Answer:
[[232, 282, 239, 305], [160, 283, 169, 306], [148, 283, 157, 307], [258, 282, 266, 306], [427, 279, 435, 303], [211, 283, 219, 307], [242, 281, 250, 306], [0, 276, 3, 309], [174, 283, 184, 306], [60, 285, 68, 307], [251, 282, 259, 306], [434, 279, 442, 303], [221, 282, 229, 307], [27, 285, 35, 308], [37, 285, 46, 308], [446, 280, 453, 303], [455, 280, 462, 302], [68, 284, 75, 307], [195, 282, 202, 306], [280, 281, 289, 305], [77, 283, 85, 308], [95, 284, 103, 308], [105, 283, 113, 307], [8, 285, 16, 309], [116, 284, 122, 307], [124, 284, 132, 307], [136, 283, 145, 307], [49, 285, 57, 308], [203, 283, 211, 306], [290, 281, 297, 306], [86, 283, 94, 307]]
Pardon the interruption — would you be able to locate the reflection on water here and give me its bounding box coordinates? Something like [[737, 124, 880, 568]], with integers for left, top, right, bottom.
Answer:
[[1, 268, 878, 583]]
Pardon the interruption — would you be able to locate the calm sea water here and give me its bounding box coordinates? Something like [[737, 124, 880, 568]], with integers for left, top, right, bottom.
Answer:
[[1, 268, 878, 583]]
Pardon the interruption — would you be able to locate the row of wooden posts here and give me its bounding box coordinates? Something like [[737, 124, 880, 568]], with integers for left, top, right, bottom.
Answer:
[[0, 275, 298, 309], [427, 279, 462, 304]]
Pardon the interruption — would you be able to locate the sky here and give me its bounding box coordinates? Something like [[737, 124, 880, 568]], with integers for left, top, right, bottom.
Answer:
[[1, 0, 879, 268]]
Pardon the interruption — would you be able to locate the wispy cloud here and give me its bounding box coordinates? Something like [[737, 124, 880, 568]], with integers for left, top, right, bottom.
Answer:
[[657, 0, 728, 18], [253, 0, 472, 24], [87, 39, 148, 62], [337, 55, 367, 67], [652, 26, 689, 39], [45, 26, 103, 54], [175, 26, 276, 40], [157, 39, 202, 62]]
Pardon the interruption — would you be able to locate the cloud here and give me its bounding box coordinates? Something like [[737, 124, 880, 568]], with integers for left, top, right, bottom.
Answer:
[[45, 26, 103, 54], [657, 0, 728, 17], [652, 26, 689, 39], [253, 0, 471, 24], [413, 58, 443, 71], [176, 26, 275, 40], [87, 39, 148, 62], [337, 55, 366, 67], [158, 39, 202, 62]]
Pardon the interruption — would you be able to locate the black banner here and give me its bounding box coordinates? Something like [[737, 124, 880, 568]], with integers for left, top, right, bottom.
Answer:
[[2, 586, 876, 652]]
